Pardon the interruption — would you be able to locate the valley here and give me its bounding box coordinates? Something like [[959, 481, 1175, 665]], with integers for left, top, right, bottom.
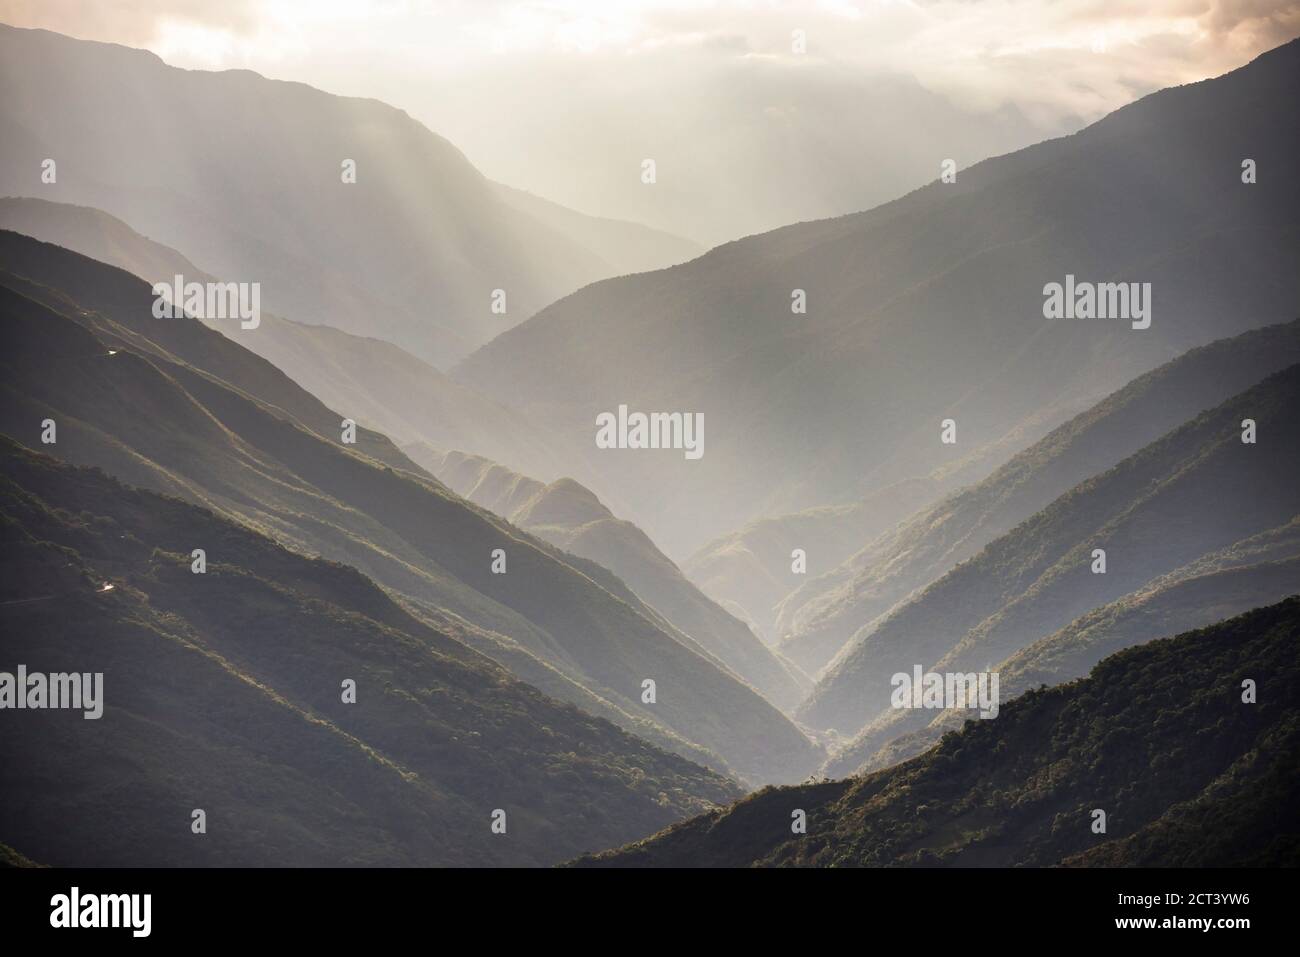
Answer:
[[0, 15, 1296, 875]]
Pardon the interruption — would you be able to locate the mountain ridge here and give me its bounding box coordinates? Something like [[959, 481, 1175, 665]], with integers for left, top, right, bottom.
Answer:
[[0, 232, 822, 784], [455, 36, 1300, 559], [0, 436, 742, 866], [411, 444, 810, 711], [576, 598, 1300, 867], [0, 23, 701, 369], [798, 362, 1300, 740]]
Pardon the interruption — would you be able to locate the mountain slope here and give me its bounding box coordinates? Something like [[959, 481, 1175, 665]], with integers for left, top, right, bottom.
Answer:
[[576, 599, 1300, 867], [0, 438, 741, 867], [798, 363, 1300, 739], [491, 183, 703, 277], [775, 319, 1300, 675], [0, 232, 821, 784], [685, 477, 959, 645], [0, 198, 570, 483], [457, 37, 1300, 557], [0, 229, 421, 472], [411, 445, 808, 711], [0, 24, 696, 368], [837, 520, 1300, 776]]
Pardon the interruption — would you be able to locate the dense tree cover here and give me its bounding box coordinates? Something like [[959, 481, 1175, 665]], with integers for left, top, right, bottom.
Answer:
[[0, 439, 741, 866], [579, 599, 1300, 867]]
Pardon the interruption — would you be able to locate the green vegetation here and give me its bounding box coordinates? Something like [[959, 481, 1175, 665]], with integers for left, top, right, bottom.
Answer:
[[842, 523, 1300, 775], [0, 438, 741, 866], [578, 599, 1300, 867], [0, 233, 822, 784]]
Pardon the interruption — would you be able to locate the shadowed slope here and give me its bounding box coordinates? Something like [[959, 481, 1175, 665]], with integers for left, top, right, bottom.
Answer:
[[776, 319, 1300, 676], [412, 445, 809, 711], [0, 438, 741, 867], [0, 234, 821, 784], [799, 364, 1300, 739], [577, 599, 1300, 867]]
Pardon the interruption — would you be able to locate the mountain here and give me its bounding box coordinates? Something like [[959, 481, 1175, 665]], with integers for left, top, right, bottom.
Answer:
[[774, 319, 1300, 675], [491, 183, 703, 276], [0, 437, 742, 866], [439, 55, 1063, 249], [0, 226, 419, 473], [836, 519, 1300, 776], [410, 445, 808, 711], [0, 24, 699, 369], [0, 197, 570, 483], [576, 599, 1300, 867], [685, 477, 945, 644], [0, 231, 822, 784], [798, 363, 1300, 739], [456, 37, 1300, 558]]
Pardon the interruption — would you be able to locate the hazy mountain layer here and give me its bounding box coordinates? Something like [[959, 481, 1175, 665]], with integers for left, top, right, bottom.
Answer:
[[457, 38, 1300, 558], [412, 445, 808, 711], [835, 520, 1300, 776], [775, 319, 1300, 676], [0, 24, 699, 368], [445, 56, 1064, 249], [686, 477, 953, 645], [491, 183, 703, 275], [0, 438, 741, 867], [0, 234, 821, 784], [799, 364, 1300, 738], [577, 599, 1300, 867], [0, 199, 570, 484]]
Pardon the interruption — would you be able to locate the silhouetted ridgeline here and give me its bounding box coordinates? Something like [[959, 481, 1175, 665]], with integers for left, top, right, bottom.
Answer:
[[854, 528, 1300, 775]]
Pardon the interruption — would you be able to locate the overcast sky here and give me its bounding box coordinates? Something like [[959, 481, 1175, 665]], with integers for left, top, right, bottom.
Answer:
[[5, 0, 1296, 242]]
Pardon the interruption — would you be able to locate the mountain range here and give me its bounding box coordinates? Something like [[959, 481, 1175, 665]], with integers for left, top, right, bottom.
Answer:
[[577, 599, 1300, 867], [853, 520, 1300, 776], [0, 230, 821, 785], [457, 38, 1300, 559], [0, 24, 701, 369], [410, 445, 809, 711], [0, 196, 570, 485], [0, 437, 739, 866], [775, 318, 1300, 677], [2, 20, 1297, 870], [800, 360, 1300, 742]]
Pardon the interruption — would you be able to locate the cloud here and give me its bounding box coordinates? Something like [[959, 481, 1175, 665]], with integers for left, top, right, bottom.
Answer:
[[1202, 0, 1300, 47], [2, 0, 1294, 240], [5, 1, 1296, 107], [0, 0, 262, 46]]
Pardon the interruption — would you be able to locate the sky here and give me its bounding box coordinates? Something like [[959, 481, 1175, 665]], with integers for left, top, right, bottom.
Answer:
[[4, 0, 1296, 242]]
